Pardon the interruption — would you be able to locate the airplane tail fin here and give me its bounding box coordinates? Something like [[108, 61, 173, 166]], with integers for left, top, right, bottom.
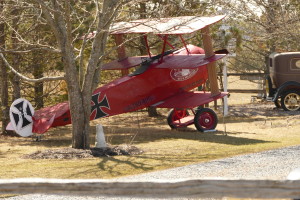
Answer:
[[7, 98, 35, 137]]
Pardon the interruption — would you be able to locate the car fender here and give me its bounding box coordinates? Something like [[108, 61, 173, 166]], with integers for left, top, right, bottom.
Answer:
[[266, 75, 275, 97], [273, 81, 300, 102]]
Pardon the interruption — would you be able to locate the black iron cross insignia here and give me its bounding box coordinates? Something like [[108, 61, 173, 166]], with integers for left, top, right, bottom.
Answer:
[[12, 101, 33, 129], [91, 93, 110, 119]]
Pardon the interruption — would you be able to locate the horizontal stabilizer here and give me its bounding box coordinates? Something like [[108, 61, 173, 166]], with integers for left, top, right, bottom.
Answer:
[[32, 115, 56, 134], [6, 122, 14, 131], [32, 102, 70, 133]]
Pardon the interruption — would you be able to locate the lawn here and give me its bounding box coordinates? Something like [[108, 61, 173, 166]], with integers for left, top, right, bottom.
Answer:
[[0, 76, 299, 180], [1, 98, 300, 180]]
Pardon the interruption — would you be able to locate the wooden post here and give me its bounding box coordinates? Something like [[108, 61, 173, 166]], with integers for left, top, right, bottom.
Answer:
[[201, 26, 220, 96], [223, 60, 228, 116], [114, 34, 129, 76], [1, 178, 300, 198]]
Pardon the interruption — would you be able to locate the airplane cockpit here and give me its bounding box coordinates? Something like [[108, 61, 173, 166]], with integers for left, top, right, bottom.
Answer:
[[129, 49, 176, 76]]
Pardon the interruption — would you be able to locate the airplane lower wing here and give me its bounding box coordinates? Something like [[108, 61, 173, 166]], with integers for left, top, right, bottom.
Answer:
[[152, 91, 228, 108]]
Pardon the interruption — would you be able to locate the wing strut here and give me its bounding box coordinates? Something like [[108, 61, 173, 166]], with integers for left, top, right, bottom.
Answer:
[[159, 35, 169, 62], [179, 35, 190, 54], [157, 35, 175, 50], [143, 35, 152, 57], [114, 34, 129, 76]]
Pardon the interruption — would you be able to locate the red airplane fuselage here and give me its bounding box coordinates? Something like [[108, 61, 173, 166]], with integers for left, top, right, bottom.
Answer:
[[91, 60, 208, 118], [48, 46, 208, 129]]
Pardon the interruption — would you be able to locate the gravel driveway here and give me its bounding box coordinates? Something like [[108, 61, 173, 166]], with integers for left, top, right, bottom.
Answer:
[[4, 145, 300, 200], [117, 145, 300, 181]]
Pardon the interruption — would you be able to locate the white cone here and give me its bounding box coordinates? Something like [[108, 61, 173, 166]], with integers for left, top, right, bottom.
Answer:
[[95, 124, 107, 148]]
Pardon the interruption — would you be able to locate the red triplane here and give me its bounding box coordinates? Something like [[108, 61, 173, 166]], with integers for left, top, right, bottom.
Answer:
[[7, 15, 228, 137]]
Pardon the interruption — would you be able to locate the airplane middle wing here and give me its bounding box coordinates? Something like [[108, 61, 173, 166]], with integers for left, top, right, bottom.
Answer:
[[154, 52, 227, 69], [152, 91, 228, 108]]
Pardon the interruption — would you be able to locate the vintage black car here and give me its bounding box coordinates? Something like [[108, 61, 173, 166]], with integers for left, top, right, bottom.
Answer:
[[266, 52, 300, 111]]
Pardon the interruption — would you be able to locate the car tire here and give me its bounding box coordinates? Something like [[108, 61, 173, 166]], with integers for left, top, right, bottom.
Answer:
[[281, 90, 300, 111]]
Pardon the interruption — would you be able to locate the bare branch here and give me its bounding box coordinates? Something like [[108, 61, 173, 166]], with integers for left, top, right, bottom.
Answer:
[[0, 47, 60, 54], [0, 53, 65, 83], [33, 0, 61, 45]]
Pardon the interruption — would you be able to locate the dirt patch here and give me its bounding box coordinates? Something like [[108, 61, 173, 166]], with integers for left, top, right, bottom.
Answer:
[[22, 145, 143, 159]]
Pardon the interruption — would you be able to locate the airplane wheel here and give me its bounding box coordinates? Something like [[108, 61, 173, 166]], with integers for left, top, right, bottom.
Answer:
[[167, 109, 189, 129], [194, 108, 218, 132]]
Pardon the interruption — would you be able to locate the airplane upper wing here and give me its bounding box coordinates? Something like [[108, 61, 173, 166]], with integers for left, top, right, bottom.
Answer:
[[110, 15, 225, 35], [152, 91, 228, 108], [154, 53, 227, 69], [102, 56, 147, 70]]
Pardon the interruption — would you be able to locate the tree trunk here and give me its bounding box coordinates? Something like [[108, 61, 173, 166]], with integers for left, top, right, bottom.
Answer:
[[62, 49, 90, 149], [69, 89, 90, 149], [0, 58, 10, 136], [32, 52, 44, 109], [0, 0, 11, 136], [11, 8, 21, 100], [65, 64, 90, 149], [11, 53, 21, 100]]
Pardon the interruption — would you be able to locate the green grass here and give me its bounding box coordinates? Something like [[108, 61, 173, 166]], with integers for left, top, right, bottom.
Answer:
[[1, 104, 300, 179]]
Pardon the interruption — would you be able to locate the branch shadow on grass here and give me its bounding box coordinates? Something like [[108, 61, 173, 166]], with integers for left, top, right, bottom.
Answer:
[[93, 131, 273, 176], [96, 156, 154, 177]]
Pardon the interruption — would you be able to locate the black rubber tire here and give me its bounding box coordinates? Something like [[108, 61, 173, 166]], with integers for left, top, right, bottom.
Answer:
[[167, 109, 189, 129], [280, 90, 300, 111], [194, 108, 218, 132]]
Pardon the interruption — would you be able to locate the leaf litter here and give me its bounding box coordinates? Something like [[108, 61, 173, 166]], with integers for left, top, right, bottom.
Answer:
[[22, 145, 143, 159]]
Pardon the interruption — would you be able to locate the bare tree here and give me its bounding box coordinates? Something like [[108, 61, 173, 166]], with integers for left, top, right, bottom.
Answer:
[[0, 0, 130, 149], [217, 0, 300, 72], [35, 0, 126, 149]]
